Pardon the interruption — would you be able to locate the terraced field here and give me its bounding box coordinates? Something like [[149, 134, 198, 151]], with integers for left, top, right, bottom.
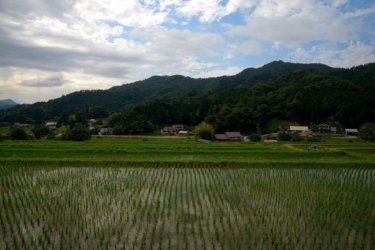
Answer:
[[1, 137, 374, 249]]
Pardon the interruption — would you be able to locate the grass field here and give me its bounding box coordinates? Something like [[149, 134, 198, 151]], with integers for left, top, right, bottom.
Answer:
[[1, 137, 374, 249], [1, 137, 374, 165]]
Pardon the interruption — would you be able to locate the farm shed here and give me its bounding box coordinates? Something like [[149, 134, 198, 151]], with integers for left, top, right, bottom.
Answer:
[[214, 134, 229, 141], [178, 131, 189, 137], [225, 132, 244, 141], [345, 128, 359, 136]]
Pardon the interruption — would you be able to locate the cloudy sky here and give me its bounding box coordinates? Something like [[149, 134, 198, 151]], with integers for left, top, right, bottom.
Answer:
[[0, 0, 374, 103]]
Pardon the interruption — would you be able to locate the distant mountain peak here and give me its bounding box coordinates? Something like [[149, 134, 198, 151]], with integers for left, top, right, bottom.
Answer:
[[0, 99, 18, 110]]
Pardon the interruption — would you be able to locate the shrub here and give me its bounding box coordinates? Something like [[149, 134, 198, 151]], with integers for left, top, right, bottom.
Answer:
[[249, 133, 262, 142], [0, 134, 8, 141], [305, 136, 322, 142], [359, 123, 375, 142], [291, 134, 302, 142], [194, 122, 214, 140], [32, 125, 52, 139], [277, 131, 291, 141], [64, 123, 91, 141], [10, 128, 28, 140]]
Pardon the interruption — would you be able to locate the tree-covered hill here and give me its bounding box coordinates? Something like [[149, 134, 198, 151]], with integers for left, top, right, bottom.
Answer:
[[1, 61, 374, 131], [106, 68, 375, 134]]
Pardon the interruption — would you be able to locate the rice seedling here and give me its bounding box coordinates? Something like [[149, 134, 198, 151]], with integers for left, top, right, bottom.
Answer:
[[1, 163, 374, 249]]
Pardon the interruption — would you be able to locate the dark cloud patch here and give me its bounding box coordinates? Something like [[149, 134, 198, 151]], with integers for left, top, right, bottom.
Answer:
[[0, 29, 136, 78], [18, 76, 66, 87], [0, 0, 76, 19]]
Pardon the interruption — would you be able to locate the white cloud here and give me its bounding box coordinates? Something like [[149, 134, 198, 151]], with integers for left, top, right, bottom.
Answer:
[[18, 75, 66, 87], [196, 66, 243, 78], [293, 41, 375, 68], [167, 0, 256, 22], [239, 39, 263, 55], [228, 0, 360, 47], [343, 6, 375, 19], [73, 0, 167, 28]]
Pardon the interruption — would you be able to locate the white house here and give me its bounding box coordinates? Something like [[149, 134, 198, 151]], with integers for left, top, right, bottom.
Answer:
[[46, 122, 57, 130]]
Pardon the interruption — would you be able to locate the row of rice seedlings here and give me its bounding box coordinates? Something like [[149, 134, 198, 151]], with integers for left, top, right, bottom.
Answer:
[[0, 165, 374, 249]]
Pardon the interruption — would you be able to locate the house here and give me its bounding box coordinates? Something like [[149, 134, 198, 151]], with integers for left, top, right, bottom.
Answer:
[[88, 119, 97, 124], [345, 128, 358, 136], [45, 122, 57, 130], [178, 131, 189, 137], [214, 132, 244, 142], [214, 134, 229, 141], [14, 123, 29, 128], [288, 126, 311, 136], [225, 132, 243, 141], [161, 126, 176, 135], [99, 128, 113, 135], [319, 123, 337, 134], [289, 126, 309, 133], [172, 124, 184, 131]]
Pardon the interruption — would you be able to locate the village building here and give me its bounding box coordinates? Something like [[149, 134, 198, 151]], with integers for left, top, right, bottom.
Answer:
[[13, 123, 30, 128], [172, 124, 184, 131], [288, 126, 311, 136], [225, 132, 244, 141], [161, 124, 185, 135], [45, 122, 57, 130], [214, 132, 244, 142], [345, 128, 359, 136], [178, 131, 189, 137], [161, 126, 176, 135], [214, 134, 229, 141], [318, 123, 337, 134], [88, 119, 97, 124], [99, 128, 113, 135]]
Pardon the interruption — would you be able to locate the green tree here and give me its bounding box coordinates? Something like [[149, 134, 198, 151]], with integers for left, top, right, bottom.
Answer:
[[194, 122, 214, 140], [64, 123, 91, 141], [32, 125, 51, 139], [277, 130, 291, 141], [249, 133, 262, 142], [10, 128, 28, 140], [359, 123, 375, 142]]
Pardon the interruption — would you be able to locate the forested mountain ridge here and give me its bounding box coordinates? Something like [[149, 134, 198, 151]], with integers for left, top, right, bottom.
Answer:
[[1, 61, 374, 131]]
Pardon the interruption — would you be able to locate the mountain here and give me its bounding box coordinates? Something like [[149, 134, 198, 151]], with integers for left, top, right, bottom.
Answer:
[[0, 99, 17, 110], [0, 61, 374, 130]]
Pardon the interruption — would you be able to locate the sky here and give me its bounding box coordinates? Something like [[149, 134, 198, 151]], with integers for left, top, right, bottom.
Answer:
[[0, 0, 374, 104]]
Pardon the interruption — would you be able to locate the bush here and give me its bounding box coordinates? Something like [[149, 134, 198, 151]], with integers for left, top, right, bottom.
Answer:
[[305, 136, 322, 142], [291, 134, 302, 142], [10, 128, 28, 140], [194, 122, 214, 140], [32, 125, 52, 139], [0, 134, 9, 141], [359, 123, 375, 142], [64, 123, 91, 141], [249, 133, 262, 142], [277, 131, 291, 141]]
